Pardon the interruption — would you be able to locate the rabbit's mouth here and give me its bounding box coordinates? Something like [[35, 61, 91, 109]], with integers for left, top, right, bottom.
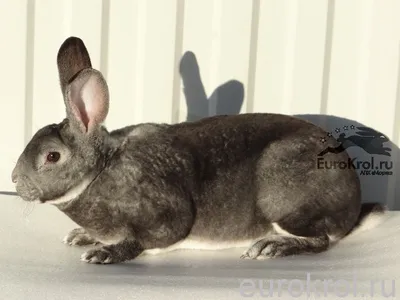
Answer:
[[14, 178, 42, 202]]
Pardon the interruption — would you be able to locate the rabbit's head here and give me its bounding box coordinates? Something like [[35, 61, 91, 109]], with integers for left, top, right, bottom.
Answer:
[[12, 37, 112, 203]]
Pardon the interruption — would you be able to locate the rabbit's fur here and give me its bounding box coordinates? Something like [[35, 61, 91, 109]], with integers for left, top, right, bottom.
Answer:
[[11, 37, 384, 264]]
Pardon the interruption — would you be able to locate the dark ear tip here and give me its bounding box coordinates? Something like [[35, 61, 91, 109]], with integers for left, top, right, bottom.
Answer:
[[64, 36, 83, 43], [61, 36, 85, 46], [57, 37, 86, 57]]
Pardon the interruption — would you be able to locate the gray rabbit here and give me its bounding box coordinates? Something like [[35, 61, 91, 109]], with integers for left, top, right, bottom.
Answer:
[[11, 37, 384, 264]]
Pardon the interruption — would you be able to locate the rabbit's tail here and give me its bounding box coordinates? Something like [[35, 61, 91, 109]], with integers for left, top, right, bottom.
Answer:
[[346, 203, 386, 237]]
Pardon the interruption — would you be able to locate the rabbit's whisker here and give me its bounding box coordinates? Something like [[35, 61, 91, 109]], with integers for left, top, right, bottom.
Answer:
[[22, 200, 36, 220]]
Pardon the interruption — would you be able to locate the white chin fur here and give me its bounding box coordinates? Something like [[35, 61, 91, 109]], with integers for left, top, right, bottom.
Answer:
[[44, 177, 93, 205]]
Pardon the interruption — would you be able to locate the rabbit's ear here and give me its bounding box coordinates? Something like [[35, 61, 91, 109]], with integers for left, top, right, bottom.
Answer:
[[65, 68, 109, 134], [57, 36, 92, 95]]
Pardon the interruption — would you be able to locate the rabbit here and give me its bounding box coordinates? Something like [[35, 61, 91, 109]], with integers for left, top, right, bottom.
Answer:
[[11, 36, 385, 264]]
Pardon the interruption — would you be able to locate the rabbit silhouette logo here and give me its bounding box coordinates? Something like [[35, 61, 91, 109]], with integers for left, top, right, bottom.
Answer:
[[318, 126, 392, 157]]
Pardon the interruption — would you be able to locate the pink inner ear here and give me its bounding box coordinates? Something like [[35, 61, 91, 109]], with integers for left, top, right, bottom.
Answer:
[[68, 72, 109, 133], [69, 101, 89, 132], [73, 98, 90, 128], [80, 76, 106, 132]]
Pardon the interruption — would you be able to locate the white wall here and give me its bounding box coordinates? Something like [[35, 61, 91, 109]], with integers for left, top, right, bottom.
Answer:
[[1, 0, 399, 208]]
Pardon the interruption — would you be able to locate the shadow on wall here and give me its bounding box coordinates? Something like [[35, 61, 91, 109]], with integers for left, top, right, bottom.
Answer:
[[180, 51, 400, 211], [180, 51, 244, 121]]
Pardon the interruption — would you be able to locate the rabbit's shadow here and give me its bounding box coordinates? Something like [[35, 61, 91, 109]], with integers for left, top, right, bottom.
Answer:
[[180, 51, 400, 211], [179, 51, 244, 121]]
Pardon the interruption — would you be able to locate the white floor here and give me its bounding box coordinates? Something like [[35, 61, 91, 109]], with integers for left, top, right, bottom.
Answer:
[[1, 195, 399, 300]]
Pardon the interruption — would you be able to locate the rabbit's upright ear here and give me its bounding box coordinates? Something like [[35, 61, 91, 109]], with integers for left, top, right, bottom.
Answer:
[[57, 36, 92, 95], [65, 68, 109, 134]]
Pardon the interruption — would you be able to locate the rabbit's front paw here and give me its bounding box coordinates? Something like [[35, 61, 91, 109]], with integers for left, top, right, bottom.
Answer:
[[80, 240, 143, 264], [63, 228, 98, 246], [81, 248, 114, 264]]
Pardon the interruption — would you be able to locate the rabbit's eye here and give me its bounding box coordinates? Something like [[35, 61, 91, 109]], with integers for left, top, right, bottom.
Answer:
[[46, 152, 60, 163]]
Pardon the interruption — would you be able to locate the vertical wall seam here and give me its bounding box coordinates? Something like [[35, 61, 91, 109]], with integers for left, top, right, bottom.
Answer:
[[320, 0, 335, 115], [245, 0, 260, 114], [208, 0, 223, 117], [392, 42, 400, 146], [171, 0, 185, 124], [385, 42, 400, 211], [134, 0, 147, 123], [281, 1, 298, 114], [24, 0, 35, 145], [100, 0, 110, 127], [355, 0, 374, 122], [100, 0, 110, 79]]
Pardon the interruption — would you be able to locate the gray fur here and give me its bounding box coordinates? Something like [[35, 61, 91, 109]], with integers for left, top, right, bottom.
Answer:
[[11, 37, 384, 264]]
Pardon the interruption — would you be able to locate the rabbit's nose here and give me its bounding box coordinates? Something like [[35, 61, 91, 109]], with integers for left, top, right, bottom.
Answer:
[[11, 169, 18, 183]]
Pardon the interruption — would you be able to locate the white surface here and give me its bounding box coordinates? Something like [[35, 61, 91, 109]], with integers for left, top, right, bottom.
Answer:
[[0, 195, 399, 300], [1, 0, 400, 193]]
